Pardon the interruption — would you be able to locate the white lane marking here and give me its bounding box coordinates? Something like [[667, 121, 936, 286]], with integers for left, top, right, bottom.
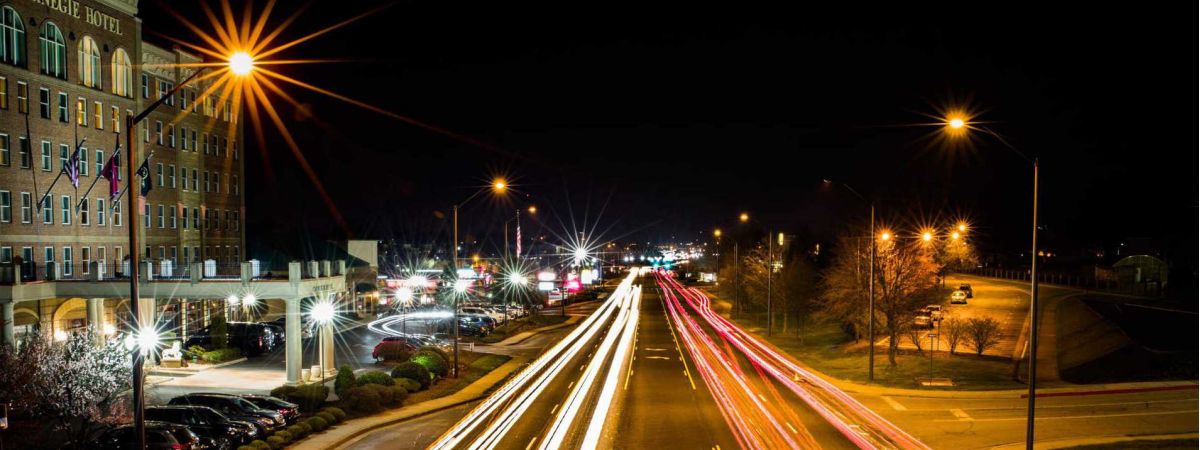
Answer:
[[881, 396, 908, 411], [550, 403, 560, 415], [645, 356, 672, 360], [525, 436, 539, 450], [950, 408, 971, 420], [933, 409, 1199, 422], [785, 422, 798, 434]]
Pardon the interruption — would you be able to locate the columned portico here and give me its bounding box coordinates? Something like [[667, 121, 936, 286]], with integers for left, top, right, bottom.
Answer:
[[286, 296, 303, 384], [87, 298, 105, 346], [1, 301, 13, 346]]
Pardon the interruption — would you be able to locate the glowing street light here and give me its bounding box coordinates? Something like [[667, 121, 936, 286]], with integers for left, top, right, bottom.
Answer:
[[880, 231, 892, 241], [228, 51, 255, 75], [951, 231, 961, 240], [922, 231, 933, 242], [507, 272, 528, 286], [713, 228, 722, 238], [493, 179, 508, 191], [739, 212, 750, 223], [528, 205, 538, 214], [242, 294, 257, 308], [454, 279, 471, 294], [310, 301, 335, 383]]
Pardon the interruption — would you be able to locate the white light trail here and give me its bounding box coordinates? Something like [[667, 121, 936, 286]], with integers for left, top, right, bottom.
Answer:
[[580, 285, 641, 449]]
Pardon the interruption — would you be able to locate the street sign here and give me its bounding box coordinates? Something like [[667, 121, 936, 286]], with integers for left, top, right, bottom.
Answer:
[[927, 333, 938, 338]]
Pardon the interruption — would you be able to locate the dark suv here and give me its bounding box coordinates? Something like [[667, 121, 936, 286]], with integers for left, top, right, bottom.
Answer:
[[92, 421, 202, 450], [168, 393, 285, 435], [958, 283, 973, 298], [237, 394, 300, 425], [184, 322, 276, 356], [145, 405, 260, 447]]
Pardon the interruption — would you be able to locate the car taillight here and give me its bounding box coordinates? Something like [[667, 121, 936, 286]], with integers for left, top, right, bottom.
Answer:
[[171, 444, 184, 450], [278, 408, 288, 415]]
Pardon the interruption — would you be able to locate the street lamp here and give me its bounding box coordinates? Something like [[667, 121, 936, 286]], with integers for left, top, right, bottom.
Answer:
[[310, 301, 335, 382], [122, 53, 256, 450], [941, 113, 1040, 449], [449, 179, 506, 377], [823, 180, 879, 383]]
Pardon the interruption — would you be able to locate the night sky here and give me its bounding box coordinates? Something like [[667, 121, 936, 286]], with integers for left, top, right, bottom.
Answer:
[[141, 2, 1196, 265]]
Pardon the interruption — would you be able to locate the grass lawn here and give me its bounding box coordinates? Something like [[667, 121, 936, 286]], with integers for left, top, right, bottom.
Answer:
[[465, 314, 570, 344], [711, 295, 1024, 390], [404, 352, 513, 404]]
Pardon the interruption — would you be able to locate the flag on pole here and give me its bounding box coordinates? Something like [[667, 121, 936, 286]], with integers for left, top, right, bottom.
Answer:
[[100, 146, 120, 200], [64, 139, 84, 188], [136, 153, 153, 198], [515, 225, 522, 256]]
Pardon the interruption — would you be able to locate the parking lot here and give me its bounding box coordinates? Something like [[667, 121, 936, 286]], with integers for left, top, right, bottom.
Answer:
[[893, 275, 1028, 358]]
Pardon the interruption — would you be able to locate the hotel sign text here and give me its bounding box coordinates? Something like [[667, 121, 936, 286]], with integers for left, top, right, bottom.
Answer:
[[32, 0, 123, 36]]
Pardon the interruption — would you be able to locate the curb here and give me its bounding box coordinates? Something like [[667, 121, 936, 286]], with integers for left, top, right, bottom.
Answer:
[[989, 432, 1199, 450], [1019, 383, 1198, 399], [150, 357, 248, 376], [499, 316, 581, 346]]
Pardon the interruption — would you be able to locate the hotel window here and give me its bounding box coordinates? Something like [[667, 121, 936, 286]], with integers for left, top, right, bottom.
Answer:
[[81, 247, 90, 274], [141, 73, 149, 98], [38, 87, 49, 118], [0, 190, 10, 223], [223, 101, 231, 121], [169, 205, 176, 228], [169, 247, 177, 265], [57, 92, 67, 122], [39, 22, 66, 79], [204, 171, 210, 192], [202, 132, 209, 153], [232, 142, 238, 160], [156, 163, 164, 187], [234, 212, 240, 231], [111, 48, 132, 97], [44, 247, 53, 267], [58, 144, 68, 170], [192, 169, 198, 191], [233, 175, 239, 196], [79, 147, 87, 175], [211, 135, 218, 154], [181, 206, 189, 229], [0, 133, 8, 165], [158, 247, 164, 262], [0, 7, 24, 66], [79, 36, 101, 88], [155, 121, 163, 145], [79, 198, 88, 225], [111, 106, 120, 131], [0, 247, 9, 263], [93, 101, 102, 129], [179, 127, 188, 150], [76, 97, 87, 126], [192, 246, 199, 262], [62, 247, 71, 275], [157, 204, 164, 228], [60, 195, 70, 225], [143, 121, 149, 143], [41, 197, 51, 224], [18, 137, 28, 168], [214, 173, 220, 194], [168, 125, 175, 147], [113, 202, 121, 226], [20, 192, 31, 223], [94, 149, 103, 175], [97, 247, 106, 274], [16, 81, 27, 113], [192, 208, 199, 230], [169, 165, 176, 188], [96, 198, 105, 225], [0, 76, 6, 108], [143, 204, 149, 228], [183, 247, 189, 264], [190, 130, 197, 151], [220, 137, 227, 156], [40, 140, 51, 171], [180, 88, 189, 109]]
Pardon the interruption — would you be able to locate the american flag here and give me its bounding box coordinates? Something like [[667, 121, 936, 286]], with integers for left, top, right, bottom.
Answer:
[[515, 225, 522, 256], [64, 142, 83, 188]]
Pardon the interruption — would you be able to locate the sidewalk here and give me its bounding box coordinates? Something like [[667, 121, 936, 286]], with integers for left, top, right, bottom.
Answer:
[[492, 316, 580, 346], [292, 356, 528, 450]]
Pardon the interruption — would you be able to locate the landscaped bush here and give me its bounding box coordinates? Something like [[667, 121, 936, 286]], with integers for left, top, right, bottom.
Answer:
[[288, 384, 329, 412], [410, 349, 449, 378], [343, 385, 382, 414], [395, 377, 422, 393], [211, 316, 229, 349], [266, 435, 286, 449], [356, 370, 395, 387], [270, 384, 298, 400], [376, 343, 412, 361], [287, 424, 308, 439], [201, 347, 243, 363], [335, 365, 355, 397], [247, 440, 269, 450], [295, 421, 313, 436], [363, 383, 407, 407], [237, 446, 255, 450], [273, 430, 292, 443], [316, 411, 337, 424], [186, 345, 207, 360], [305, 416, 329, 431], [322, 407, 346, 422], [417, 345, 451, 364], [391, 362, 431, 389]]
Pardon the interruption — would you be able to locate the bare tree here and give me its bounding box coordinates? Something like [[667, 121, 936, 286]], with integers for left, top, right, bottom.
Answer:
[[906, 324, 924, 353], [943, 318, 967, 355], [966, 317, 1002, 356]]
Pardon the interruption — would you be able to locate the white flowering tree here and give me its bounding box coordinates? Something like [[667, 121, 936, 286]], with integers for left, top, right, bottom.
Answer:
[[0, 328, 132, 449]]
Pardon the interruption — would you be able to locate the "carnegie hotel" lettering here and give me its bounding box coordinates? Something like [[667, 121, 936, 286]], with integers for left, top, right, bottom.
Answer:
[[30, 0, 123, 35]]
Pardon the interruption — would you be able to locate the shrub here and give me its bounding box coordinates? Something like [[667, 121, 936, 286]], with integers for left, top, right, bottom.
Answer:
[[355, 370, 395, 387], [211, 316, 229, 349], [343, 386, 382, 414], [322, 407, 347, 422], [306, 416, 329, 431], [376, 343, 412, 361], [410, 350, 449, 378], [289, 384, 329, 412], [395, 377, 422, 393], [266, 435, 286, 450], [249, 441, 270, 450], [186, 345, 207, 359], [273, 430, 292, 443], [238, 446, 255, 450], [287, 424, 308, 439], [295, 421, 313, 436], [201, 347, 243, 363], [391, 362, 431, 389], [316, 411, 337, 424], [270, 384, 299, 400], [417, 345, 451, 364], [334, 365, 356, 397], [363, 383, 407, 407]]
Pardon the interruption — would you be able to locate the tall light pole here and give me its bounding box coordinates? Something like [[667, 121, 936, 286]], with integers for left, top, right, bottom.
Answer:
[[826, 180, 877, 383], [713, 229, 721, 283], [125, 52, 253, 450], [449, 179, 506, 377], [944, 114, 1039, 449]]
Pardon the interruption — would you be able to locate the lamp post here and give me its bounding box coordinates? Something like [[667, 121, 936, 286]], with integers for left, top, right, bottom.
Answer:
[[826, 181, 879, 383], [712, 229, 721, 284], [310, 301, 335, 383], [449, 179, 506, 377], [124, 52, 253, 450], [943, 115, 1039, 449]]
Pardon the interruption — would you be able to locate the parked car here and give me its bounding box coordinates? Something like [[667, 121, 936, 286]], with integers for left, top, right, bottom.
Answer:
[[258, 322, 286, 348], [184, 322, 276, 356], [267, 317, 314, 339], [461, 306, 505, 324], [237, 394, 300, 425], [145, 405, 259, 448], [925, 304, 944, 320], [913, 312, 932, 328], [168, 394, 284, 435], [950, 290, 968, 304], [92, 421, 203, 450], [958, 283, 973, 298], [458, 316, 491, 337]]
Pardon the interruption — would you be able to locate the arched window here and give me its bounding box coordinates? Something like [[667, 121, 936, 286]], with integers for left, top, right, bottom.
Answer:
[[111, 48, 132, 97], [39, 22, 65, 78], [0, 6, 25, 66], [79, 35, 101, 88]]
